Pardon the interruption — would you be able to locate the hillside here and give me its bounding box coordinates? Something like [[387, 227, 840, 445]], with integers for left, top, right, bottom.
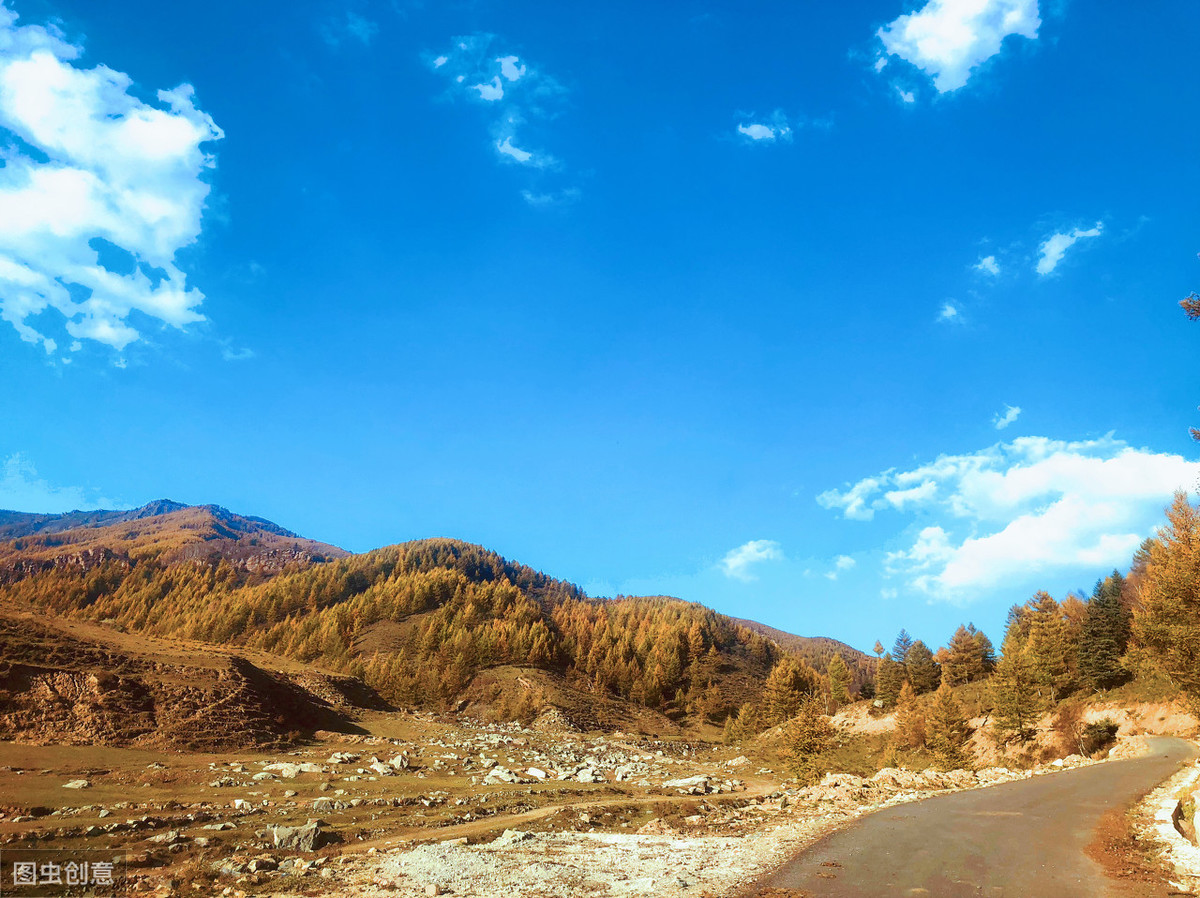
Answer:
[[0, 608, 381, 749], [730, 618, 875, 691], [0, 501, 849, 733]]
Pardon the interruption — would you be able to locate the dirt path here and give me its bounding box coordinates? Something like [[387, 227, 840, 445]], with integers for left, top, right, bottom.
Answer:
[[750, 736, 1198, 898], [348, 784, 776, 852]]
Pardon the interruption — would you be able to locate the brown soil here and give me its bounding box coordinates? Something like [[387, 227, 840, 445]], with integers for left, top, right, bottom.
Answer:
[[1086, 805, 1190, 897], [0, 611, 379, 750]]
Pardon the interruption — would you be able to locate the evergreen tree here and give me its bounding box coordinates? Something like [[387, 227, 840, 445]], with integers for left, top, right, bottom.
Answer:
[[892, 629, 915, 665], [827, 654, 852, 707], [906, 640, 941, 694], [970, 624, 996, 675], [875, 653, 905, 707], [992, 633, 1041, 741], [926, 682, 971, 769], [1078, 572, 1132, 691], [1131, 492, 1200, 701], [894, 680, 925, 749]]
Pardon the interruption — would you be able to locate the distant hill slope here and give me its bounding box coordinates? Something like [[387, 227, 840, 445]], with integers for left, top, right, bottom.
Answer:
[[730, 618, 876, 692], [0, 501, 858, 730], [0, 500, 347, 574]]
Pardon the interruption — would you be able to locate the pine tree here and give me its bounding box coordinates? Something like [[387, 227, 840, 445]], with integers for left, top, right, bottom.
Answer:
[[894, 680, 925, 749], [875, 653, 905, 707], [892, 629, 915, 665], [1131, 492, 1200, 700], [827, 654, 851, 707], [906, 640, 941, 694], [926, 682, 971, 769], [1078, 572, 1131, 691], [992, 633, 1041, 741]]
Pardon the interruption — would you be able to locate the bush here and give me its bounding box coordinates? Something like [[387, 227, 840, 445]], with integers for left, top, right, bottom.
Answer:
[[1080, 719, 1119, 756]]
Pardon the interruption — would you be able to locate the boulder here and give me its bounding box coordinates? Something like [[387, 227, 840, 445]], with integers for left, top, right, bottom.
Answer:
[[63, 780, 91, 790], [272, 820, 336, 852]]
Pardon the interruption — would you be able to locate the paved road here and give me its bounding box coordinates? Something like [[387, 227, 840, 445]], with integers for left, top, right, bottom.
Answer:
[[753, 737, 1197, 898]]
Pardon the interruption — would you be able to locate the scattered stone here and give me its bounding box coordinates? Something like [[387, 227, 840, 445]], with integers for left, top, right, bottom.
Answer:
[[63, 780, 90, 790]]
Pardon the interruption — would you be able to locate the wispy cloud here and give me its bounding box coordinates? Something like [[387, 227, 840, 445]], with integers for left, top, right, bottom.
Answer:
[[720, 539, 783, 581], [975, 254, 1000, 275], [876, 0, 1041, 93], [0, 6, 223, 357], [428, 34, 569, 188], [993, 404, 1021, 430], [1036, 222, 1103, 275], [819, 435, 1200, 600], [0, 453, 122, 513], [320, 10, 378, 48], [938, 301, 961, 322]]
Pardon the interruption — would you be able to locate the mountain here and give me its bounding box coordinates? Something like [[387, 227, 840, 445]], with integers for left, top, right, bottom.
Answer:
[[0, 500, 347, 575], [0, 501, 860, 735]]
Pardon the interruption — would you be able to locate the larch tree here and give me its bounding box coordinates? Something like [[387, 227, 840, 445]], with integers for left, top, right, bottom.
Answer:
[[943, 624, 989, 685], [926, 681, 971, 769], [763, 657, 821, 725], [782, 694, 836, 785], [991, 633, 1041, 741], [1131, 492, 1200, 701], [894, 680, 926, 749], [827, 654, 852, 708]]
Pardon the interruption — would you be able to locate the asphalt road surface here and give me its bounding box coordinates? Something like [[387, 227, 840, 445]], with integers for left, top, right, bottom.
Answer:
[[753, 736, 1197, 898]]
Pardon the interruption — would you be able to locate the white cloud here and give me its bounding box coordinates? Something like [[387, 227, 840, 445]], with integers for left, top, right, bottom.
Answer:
[[0, 453, 121, 512], [877, 0, 1041, 93], [0, 7, 222, 355], [975, 254, 1000, 275], [896, 87, 916, 104], [497, 55, 526, 82], [735, 110, 794, 144], [993, 404, 1021, 429], [720, 539, 783, 581], [433, 55, 448, 68], [938, 301, 960, 321], [471, 76, 504, 102], [820, 435, 1200, 599], [817, 475, 882, 521], [737, 123, 777, 141], [1036, 222, 1103, 275], [496, 136, 533, 164], [835, 554, 856, 570]]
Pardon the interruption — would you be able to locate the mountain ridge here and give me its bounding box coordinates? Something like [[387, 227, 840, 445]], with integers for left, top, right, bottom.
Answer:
[[0, 500, 866, 730]]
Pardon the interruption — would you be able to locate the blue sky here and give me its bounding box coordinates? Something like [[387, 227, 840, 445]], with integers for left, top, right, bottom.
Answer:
[[1, 0, 1198, 653]]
